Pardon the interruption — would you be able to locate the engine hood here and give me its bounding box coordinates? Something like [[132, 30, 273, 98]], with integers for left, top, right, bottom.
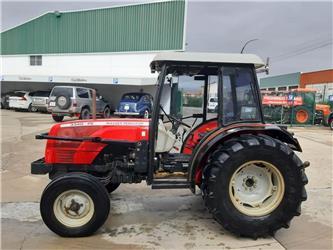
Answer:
[[45, 118, 150, 164]]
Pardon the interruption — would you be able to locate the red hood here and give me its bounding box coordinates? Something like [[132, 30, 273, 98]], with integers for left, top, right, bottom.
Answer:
[[45, 118, 150, 164]]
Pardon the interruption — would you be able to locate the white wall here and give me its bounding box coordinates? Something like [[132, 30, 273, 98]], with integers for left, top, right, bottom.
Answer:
[[1, 52, 158, 84]]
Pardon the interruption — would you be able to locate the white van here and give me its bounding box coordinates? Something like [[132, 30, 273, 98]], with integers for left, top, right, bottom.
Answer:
[[207, 97, 218, 113]]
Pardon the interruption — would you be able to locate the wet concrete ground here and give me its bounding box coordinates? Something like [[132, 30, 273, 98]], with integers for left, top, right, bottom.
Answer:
[[1, 109, 332, 249]]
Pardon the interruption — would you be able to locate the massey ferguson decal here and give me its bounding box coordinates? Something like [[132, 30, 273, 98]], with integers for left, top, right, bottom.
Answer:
[[60, 120, 150, 128], [262, 95, 303, 106]]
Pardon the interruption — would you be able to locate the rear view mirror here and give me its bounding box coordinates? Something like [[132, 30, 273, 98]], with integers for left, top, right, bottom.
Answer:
[[194, 75, 206, 81], [193, 113, 203, 118]]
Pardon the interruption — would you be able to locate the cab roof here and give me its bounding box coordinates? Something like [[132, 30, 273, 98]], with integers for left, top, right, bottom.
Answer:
[[150, 52, 265, 73]]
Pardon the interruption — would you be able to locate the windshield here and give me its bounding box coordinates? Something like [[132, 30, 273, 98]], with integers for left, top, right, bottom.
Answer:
[[222, 66, 260, 124], [31, 91, 50, 97], [13, 92, 26, 97], [122, 94, 142, 102], [50, 87, 73, 97]]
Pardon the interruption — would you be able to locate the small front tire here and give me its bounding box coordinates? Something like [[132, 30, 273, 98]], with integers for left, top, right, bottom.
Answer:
[[40, 173, 110, 237]]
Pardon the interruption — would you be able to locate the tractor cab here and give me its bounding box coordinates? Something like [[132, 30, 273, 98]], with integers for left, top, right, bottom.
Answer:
[[148, 52, 265, 188]]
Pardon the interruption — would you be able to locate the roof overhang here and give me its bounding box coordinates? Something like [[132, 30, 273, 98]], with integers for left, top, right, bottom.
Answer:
[[150, 52, 265, 73]]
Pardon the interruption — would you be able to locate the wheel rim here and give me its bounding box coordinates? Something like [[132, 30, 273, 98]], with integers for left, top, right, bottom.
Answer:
[[296, 110, 309, 123], [144, 110, 149, 118], [53, 190, 94, 228], [229, 160, 285, 216]]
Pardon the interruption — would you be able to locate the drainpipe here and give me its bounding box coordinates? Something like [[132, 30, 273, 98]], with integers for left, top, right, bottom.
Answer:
[[92, 89, 96, 119]]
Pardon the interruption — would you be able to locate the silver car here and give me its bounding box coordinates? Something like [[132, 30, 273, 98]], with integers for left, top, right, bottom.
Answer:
[[48, 86, 111, 122], [31, 90, 51, 112]]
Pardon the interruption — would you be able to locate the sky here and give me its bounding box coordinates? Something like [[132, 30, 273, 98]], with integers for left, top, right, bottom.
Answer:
[[1, 0, 332, 76]]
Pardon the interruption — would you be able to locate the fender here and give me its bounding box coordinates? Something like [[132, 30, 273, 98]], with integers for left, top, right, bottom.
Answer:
[[188, 123, 302, 192]]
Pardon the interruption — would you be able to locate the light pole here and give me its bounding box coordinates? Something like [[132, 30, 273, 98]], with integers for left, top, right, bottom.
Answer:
[[240, 39, 259, 53]]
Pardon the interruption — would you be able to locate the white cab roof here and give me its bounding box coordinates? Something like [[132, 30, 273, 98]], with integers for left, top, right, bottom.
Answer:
[[150, 52, 265, 71]]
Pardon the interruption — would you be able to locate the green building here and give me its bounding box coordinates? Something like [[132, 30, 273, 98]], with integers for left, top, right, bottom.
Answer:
[[260, 72, 301, 91]]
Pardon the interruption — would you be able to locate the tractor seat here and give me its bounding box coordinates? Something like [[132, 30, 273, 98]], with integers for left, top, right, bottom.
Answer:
[[155, 119, 176, 153]]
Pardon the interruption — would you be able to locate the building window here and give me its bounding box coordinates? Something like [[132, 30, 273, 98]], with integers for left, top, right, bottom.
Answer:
[[289, 85, 298, 90], [30, 55, 42, 66], [268, 88, 276, 91], [278, 87, 287, 91]]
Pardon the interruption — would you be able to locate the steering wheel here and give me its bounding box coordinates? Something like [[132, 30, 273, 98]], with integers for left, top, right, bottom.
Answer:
[[159, 105, 191, 129]]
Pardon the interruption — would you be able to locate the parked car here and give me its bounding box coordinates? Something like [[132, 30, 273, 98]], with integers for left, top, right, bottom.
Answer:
[[207, 97, 218, 112], [31, 90, 51, 112], [48, 86, 111, 122], [115, 92, 153, 118], [8, 91, 37, 111], [1, 91, 16, 109]]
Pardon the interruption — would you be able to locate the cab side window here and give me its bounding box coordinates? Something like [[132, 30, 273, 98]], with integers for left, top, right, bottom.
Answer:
[[77, 88, 89, 98]]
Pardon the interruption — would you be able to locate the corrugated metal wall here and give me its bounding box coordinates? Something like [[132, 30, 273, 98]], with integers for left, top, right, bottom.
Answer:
[[1, 0, 185, 55], [260, 72, 301, 88]]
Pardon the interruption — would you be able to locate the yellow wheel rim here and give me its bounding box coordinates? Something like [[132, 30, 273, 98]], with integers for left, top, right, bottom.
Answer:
[[229, 160, 285, 216], [53, 189, 94, 228]]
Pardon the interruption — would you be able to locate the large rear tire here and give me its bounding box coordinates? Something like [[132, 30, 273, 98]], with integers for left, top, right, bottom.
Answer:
[[292, 106, 312, 124], [201, 134, 308, 238], [40, 173, 110, 237]]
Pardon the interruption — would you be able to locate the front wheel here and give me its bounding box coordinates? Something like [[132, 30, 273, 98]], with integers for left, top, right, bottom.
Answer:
[[103, 106, 111, 118], [52, 115, 64, 122], [40, 173, 110, 237], [201, 135, 308, 238]]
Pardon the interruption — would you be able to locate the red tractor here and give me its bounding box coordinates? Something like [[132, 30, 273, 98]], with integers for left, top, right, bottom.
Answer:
[[31, 52, 308, 238]]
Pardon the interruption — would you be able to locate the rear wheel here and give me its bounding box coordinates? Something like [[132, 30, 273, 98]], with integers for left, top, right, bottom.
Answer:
[[293, 106, 311, 124], [30, 105, 38, 112], [80, 108, 90, 120], [201, 135, 308, 238], [52, 115, 64, 122], [103, 106, 111, 118], [40, 173, 110, 237]]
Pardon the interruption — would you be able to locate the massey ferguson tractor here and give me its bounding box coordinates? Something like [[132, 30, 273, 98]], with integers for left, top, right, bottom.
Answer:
[[31, 52, 308, 238]]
